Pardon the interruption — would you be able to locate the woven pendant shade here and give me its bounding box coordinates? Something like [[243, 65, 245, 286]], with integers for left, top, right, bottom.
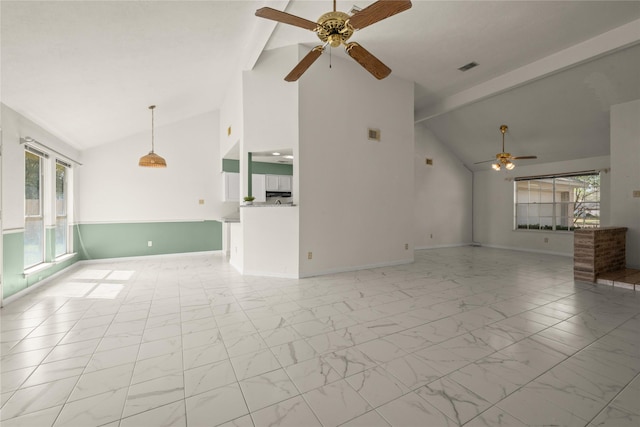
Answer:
[[139, 151, 167, 167], [139, 105, 167, 168]]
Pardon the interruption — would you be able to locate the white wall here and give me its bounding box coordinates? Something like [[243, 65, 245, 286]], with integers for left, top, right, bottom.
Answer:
[[610, 99, 640, 268], [414, 124, 472, 248], [298, 52, 415, 276], [474, 155, 611, 255], [241, 206, 299, 278], [242, 46, 299, 203], [78, 111, 222, 223], [1, 103, 81, 230], [219, 73, 243, 160]]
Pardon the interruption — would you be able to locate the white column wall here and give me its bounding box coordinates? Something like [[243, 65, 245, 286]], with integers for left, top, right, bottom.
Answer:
[[610, 99, 640, 268], [298, 52, 415, 276]]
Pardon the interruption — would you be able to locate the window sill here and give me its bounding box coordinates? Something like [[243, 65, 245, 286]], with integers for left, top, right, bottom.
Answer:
[[23, 253, 77, 277], [55, 253, 77, 264], [24, 263, 54, 278]]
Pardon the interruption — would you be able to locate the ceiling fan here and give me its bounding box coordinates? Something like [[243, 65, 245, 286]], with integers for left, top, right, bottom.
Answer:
[[255, 0, 412, 81], [475, 125, 538, 171]]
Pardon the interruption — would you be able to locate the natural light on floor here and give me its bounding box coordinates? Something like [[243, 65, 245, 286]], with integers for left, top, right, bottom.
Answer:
[[39, 269, 135, 299]]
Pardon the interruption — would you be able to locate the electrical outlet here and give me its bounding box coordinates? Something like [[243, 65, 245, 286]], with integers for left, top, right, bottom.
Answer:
[[633, 190, 640, 198], [148, 241, 153, 247], [430, 233, 433, 239], [544, 237, 549, 243], [308, 252, 313, 260], [405, 243, 409, 250]]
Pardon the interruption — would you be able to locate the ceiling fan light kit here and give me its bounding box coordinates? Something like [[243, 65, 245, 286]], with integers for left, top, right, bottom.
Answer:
[[255, 0, 412, 81], [139, 105, 167, 168], [476, 124, 538, 171]]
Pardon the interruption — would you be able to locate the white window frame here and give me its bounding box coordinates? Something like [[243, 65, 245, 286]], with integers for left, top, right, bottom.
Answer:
[[24, 147, 47, 268], [514, 171, 601, 232], [55, 159, 71, 258]]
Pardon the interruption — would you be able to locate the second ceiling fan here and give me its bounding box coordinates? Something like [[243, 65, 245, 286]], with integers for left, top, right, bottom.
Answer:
[[255, 0, 412, 81]]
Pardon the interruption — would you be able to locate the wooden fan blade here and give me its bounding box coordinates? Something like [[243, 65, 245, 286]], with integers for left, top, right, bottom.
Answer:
[[345, 42, 391, 80], [255, 7, 318, 31], [474, 159, 497, 165], [511, 155, 538, 160], [348, 0, 412, 30], [285, 46, 324, 82]]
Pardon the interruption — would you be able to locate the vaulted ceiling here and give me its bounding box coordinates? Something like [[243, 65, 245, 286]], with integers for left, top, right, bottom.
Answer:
[[2, 1, 639, 169]]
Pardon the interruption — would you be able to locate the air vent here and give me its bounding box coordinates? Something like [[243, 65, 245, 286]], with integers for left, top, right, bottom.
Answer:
[[368, 128, 380, 141], [458, 61, 478, 72], [425, 158, 433, 165]]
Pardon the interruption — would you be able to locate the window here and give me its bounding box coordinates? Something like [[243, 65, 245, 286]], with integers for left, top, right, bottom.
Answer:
[[25, 150, 44, 268], [55, 160, 70, 257], [515, 172, 600, 231]]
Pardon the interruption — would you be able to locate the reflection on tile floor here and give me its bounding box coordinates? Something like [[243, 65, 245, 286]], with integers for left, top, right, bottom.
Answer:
[[1, 247, 639, 426]]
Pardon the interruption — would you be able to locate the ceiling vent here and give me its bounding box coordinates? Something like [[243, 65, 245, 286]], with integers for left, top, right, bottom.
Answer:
[[458, 61, 478, 72]]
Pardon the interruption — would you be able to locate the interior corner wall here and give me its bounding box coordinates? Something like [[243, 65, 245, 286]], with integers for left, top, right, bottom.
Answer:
[[414, 124, 472, 248], [298, 53, 414, 276], [473, 155, 611, 255], [1, 103, 82, 298], [76, 110, 223, 259], [220, 73, 243, 159], [610, 99, 640, 268]]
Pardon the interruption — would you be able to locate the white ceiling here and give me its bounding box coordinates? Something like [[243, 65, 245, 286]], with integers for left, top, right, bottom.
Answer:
[[2, 0, 639, 166]]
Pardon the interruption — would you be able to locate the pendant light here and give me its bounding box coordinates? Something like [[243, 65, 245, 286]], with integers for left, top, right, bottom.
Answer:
[[138, 105, 167, 168]]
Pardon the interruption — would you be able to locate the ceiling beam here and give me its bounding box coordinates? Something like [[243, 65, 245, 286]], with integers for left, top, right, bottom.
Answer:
[[415, 18, 640, 124], [241, 0, 292, 71]]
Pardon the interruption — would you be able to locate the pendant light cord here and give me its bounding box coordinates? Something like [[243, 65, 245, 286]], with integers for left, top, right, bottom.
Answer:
[[149, 105, 156, 153]]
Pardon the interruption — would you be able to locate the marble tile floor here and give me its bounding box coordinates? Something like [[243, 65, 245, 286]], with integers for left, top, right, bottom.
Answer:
[[1, 247, 639, 427]]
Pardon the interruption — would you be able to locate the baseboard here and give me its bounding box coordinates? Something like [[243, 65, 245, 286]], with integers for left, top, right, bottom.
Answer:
[[1, 262, 82, 307], [479, 244, 573, 257], [241, 270, 299, 279], [415, 243, 472, 250], [77, 250, 223, 264], [299, 258, 414, 279]]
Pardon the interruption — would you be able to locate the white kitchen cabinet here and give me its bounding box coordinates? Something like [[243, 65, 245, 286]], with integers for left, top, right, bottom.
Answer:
[[265, 174, 292, 192], [251, 174, 266, 202], [278, 175, 292, 192], [223, 172, 239, 202], [265, 174, 280, 192]]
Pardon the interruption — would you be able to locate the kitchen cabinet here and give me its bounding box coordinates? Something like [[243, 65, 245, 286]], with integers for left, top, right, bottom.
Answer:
[[265, 174, 292, 192], [223, 172, 239, 202], [252, 174, 267, 202]]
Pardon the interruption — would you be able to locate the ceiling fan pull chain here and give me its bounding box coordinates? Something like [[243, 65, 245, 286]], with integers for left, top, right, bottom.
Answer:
[[329, 46, 332, 69]]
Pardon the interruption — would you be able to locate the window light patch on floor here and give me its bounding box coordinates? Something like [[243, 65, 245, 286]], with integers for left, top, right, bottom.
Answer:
[[105, 270, 135, 281], [87, 283, 125, 299], [71, 269, 112, 280], [40, 282, 99, 298]]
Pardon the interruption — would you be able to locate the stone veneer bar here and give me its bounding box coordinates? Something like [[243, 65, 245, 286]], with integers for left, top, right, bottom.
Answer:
[[574, 227, 627, 282]]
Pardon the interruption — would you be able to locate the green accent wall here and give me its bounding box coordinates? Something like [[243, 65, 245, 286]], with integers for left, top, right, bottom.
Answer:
[[75, 221, 222, 260], [222, 159, 240, 173], [251, 162, 293, 175], [2, 231, 78, 299], [222, 159, 293, 176]]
